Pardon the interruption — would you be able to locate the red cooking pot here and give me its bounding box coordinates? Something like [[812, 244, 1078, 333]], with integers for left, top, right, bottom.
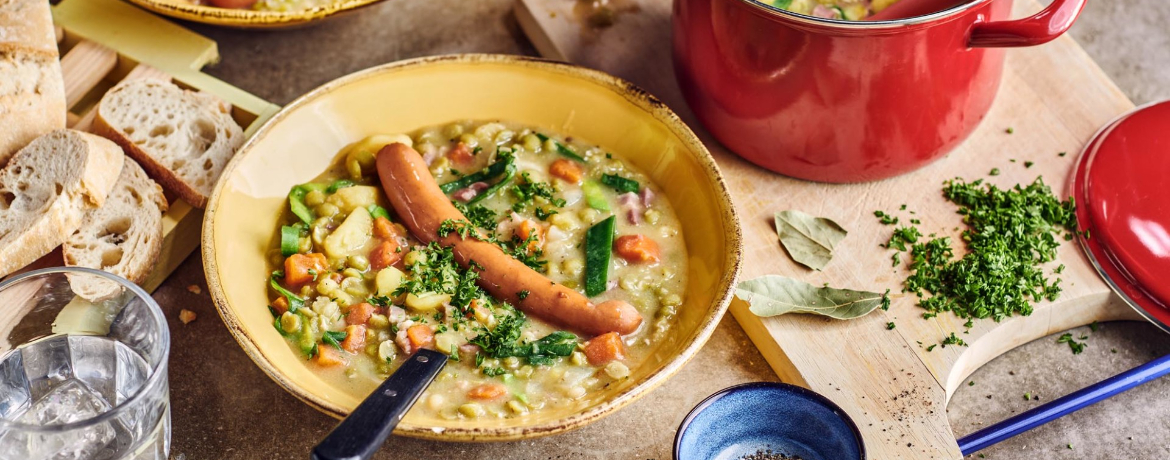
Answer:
[[673, 0, 1087, 182]]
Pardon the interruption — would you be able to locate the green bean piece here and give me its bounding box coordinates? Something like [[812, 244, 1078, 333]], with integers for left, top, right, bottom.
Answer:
[[288, 183, 329, 225], [269, 270, 305, 312], [367, 204, 391, 220], [322, 330, 347, 350], [439, 153, 515, 194], [326, 179, 356, 194], [280, 224, 305, 257], [584, 216, 616, 296], [535, 133, 586, 162], [600, 174, 640, 194], [466, 164, 517, 205], [582, 181, 610, 211]]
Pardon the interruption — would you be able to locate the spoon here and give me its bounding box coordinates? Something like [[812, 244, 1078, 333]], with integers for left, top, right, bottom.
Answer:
[[311, 349, 449, 460], [865, 0, 964, 21]]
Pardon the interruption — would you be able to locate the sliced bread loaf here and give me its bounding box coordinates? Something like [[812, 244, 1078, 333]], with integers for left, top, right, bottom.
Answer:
[[63, 156, 168, 287], [92, 79, 244, 209], [0, 0, 67, 166], [0, 129, 124, 277]]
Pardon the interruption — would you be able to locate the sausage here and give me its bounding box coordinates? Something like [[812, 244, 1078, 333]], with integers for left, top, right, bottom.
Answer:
[[375, 143, 643, 336]]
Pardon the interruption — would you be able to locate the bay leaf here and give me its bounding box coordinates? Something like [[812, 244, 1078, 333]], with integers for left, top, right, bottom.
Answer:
[[774, 210, 847, 271], [735, 275, 885, 320]]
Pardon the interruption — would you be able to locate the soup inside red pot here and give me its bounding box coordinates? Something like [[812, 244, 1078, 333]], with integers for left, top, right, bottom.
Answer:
[[755, 0, 969, 21], [672, 0, 1086, 182]]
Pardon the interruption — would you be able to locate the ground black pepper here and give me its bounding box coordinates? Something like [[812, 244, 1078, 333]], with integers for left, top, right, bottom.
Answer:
[[738, 448, 804, 460]]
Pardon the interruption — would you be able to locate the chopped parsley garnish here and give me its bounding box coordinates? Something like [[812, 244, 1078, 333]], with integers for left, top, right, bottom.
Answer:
[[886, 322, 896, 330], [453, 202, 498, 230], [874, 210, 898, 225], [1057, 332, 1086, 354], [888, 178, 1076, 322], [534, 207, 558, 221], [989, 168, 1000, 176], [511, 172, 565, 212], [394, 242, 463, 297], [508, 233, 548, 272], [517, 290, 530, 300], [482, 367, 509, 377], [941, 332, 967, 347], [885, 226, 921, 251], [367, 295, 392, 307], [438, 219, 475, 240], [469, 308, 577, 365]]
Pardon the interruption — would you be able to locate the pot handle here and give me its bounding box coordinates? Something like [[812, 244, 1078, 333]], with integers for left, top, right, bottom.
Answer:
[[968, 0, 1087, 48]]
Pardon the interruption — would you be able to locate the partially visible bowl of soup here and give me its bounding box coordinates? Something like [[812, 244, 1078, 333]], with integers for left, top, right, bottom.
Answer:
[[125, 0, 385, 28], [203, 54, 742, 440]]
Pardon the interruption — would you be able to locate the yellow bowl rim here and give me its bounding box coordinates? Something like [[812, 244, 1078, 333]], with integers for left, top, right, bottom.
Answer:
[[201, 53, 743, 441], [124, 0, 384, 28]]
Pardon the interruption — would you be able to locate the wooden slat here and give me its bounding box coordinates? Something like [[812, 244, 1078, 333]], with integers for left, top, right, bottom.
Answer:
[[59, 40, 117, 109], [514, 0, 1138, 457]]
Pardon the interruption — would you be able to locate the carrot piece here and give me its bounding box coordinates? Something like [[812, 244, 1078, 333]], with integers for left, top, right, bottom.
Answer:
[[516, 220, 545, 253], [342, 325, 367, 353], [464, 298, 482, 319], [548, 159, 584, 183], [447, 142, 476, 166], [406, 324, 435, 351], [613, 234, 660, 263], [467, 383, 508, 401], [284, 253, 328, 286], [346, 302, 375, 326], [369, 240, 403, 270], [270, 297, 289, 316], [315, 346, 347, 367], [584, 332, 627, 366], [373, 216, 398, 240]]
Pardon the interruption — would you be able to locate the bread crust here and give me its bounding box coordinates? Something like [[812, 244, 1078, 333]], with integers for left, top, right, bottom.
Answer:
[[92, 80, 243, 209], [0, 130, 124, 277], [63, 157, 168, 285], [0, 0, 67, 166]]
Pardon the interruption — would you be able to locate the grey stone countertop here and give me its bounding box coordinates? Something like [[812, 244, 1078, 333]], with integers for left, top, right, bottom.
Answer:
[[155, 0, 1170, 458]]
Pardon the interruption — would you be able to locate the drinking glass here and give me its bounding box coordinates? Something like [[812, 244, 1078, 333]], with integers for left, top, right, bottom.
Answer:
[[0, 267, 170, 460]]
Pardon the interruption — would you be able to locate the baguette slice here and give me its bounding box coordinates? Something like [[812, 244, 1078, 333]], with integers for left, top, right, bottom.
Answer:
[[0, 0, 67, 166], [92, 79, 244, 209], [63, 156, 168, 291], [0, 130, 124, 277]]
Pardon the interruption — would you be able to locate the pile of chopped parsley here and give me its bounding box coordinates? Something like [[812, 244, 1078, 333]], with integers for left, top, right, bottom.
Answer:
[[881, 177, 1079, 338]]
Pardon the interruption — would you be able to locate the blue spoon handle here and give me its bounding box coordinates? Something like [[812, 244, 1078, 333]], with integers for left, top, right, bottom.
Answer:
[[311, 349, 448, 460], [958, 353, 1170, 455]]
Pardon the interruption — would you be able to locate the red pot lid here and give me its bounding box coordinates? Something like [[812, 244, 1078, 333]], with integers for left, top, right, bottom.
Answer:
[[1074, 100, 1170, 328]]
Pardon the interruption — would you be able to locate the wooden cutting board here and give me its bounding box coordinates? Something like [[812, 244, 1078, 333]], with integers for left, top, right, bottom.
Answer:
[[9, 0, 280, 292], [515, 1, 1141, 457]]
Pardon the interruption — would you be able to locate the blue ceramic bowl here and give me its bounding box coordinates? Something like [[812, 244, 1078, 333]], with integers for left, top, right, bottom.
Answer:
[[674, 382, 865, 460]]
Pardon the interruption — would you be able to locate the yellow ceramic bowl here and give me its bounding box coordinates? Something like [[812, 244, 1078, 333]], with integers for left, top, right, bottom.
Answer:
[[125, 0, 384, 29], [203, 54, 742, 441]]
